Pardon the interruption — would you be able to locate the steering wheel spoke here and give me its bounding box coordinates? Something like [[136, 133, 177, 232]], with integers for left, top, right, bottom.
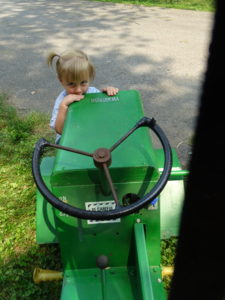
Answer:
[[109, 125, 138, 152], [47, 142, 93, 157], [102, 163, 119, 206], [109, 117, 156, 153]]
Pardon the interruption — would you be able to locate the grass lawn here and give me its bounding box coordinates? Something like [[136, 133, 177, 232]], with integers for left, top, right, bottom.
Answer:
[[91, 0, 215, 11], [0, 95, 62, 299]]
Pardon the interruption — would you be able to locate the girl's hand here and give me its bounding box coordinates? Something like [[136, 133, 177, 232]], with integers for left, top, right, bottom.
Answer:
[[102, 87, 119, 96], [61, 94, 84, 107]]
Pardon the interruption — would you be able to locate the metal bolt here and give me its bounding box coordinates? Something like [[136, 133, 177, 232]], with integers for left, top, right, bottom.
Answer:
[[98, 149, 105, 158]]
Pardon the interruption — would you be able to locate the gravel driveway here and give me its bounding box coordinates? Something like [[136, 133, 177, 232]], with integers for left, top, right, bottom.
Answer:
[[0, 0, 214, 167]]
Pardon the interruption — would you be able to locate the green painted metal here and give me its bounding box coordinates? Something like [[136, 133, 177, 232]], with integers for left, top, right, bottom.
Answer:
[[155, 148, 187, 238], [134, 223, 166, 300], [134, 222, 155, 299], [51, 201, 161, 270], [58, 222, 165, 300], [36, 157, 58, 244], [61, 267, 141, 300], [51, 90, 159, 187], [49, 90, 162, 273], [35, 90, 186, 299], [160, 180, 185, 238]]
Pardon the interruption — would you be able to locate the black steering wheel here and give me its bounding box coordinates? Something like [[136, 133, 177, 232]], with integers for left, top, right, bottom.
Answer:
[[32, 117, 172, 220]]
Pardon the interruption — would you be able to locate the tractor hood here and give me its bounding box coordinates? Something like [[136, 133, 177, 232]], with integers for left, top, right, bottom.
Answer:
[[50, 90, 159, 186]]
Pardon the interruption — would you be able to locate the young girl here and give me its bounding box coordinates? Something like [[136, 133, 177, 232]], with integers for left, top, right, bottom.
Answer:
[[48, 49, 119, 143]]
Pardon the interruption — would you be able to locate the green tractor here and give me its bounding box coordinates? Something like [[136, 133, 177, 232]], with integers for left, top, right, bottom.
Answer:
[[32, 90, 187, 299]]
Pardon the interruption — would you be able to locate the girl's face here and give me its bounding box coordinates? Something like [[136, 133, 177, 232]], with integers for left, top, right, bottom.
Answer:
[[60, 78, 89, 95]]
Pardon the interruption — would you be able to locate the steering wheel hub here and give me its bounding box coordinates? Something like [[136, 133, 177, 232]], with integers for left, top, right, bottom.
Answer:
[[93, 148, 111, 167]]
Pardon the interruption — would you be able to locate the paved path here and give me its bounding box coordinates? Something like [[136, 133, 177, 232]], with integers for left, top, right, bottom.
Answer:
[[0, 0, 213, 167]]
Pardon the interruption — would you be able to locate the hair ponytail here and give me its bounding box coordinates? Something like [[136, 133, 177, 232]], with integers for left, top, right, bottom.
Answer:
[[47, 52, 60, 67]]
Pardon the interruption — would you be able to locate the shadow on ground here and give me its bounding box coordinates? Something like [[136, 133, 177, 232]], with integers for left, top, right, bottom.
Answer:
[[0, 0, 211, 167]]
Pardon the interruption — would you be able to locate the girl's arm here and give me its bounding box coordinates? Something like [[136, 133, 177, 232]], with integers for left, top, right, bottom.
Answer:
[[55, 94, 84, 134]]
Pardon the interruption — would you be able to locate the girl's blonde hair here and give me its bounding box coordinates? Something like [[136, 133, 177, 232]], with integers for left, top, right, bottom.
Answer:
[[47, 50, 95, 84]]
